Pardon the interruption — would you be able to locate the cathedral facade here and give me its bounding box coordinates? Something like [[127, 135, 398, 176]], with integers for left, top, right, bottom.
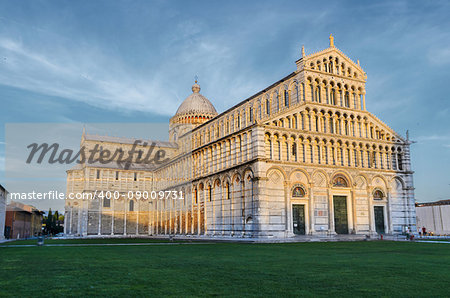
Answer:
[[64, 36, 416, 238]]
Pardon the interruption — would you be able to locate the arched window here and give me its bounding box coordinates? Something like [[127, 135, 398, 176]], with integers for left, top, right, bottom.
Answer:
[[194, 188, 198, 204], [315, 116, 319, 132], [317, 145, 321, 164], [266, 99, 270, 115], [208, 185, 212, 202], [226, 182, 231, 200], [373, 189, 384, 200], [302, 83, 305, 101], [284, 90, 289, 107], [292, 143, 297, 160], [275, 95, 279, 112], [277, 141, 281, 160], [302, 143, 306, 162], [397, 154, 403, 170], [292, 186, 306, 198], [129, 200, 134, 211], [333, 175, 349, 187]]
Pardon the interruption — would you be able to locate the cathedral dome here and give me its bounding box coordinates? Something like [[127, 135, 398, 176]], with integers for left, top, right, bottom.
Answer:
[[175, 81, 217, 116]]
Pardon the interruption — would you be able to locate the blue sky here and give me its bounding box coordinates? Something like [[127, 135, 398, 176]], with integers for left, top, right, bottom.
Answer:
[[0, 0, 449, 210]]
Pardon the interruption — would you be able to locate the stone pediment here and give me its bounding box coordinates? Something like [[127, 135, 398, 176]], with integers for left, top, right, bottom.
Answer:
[[297, 46, 366, 81]]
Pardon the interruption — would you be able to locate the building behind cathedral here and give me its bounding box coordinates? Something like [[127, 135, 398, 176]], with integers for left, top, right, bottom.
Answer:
[[64, 36, 416, 238]]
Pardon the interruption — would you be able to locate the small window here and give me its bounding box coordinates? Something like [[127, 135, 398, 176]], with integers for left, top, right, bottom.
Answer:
[[226, 183, 231, 200], [134, 173, 137, 181], [292, 186, 306, 198], [129, 200, 134, 211], [103, 197, 110, 208], [115, 171, 119, 180], [96, 170, 100, 179], [284, 90, 289, 107], [373, 190, 384, 200], [208, 186, 212, 202]]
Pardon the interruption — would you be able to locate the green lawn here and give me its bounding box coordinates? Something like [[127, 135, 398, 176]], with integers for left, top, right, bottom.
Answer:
[[0, 237, 176, 246], [0, 241, 449, 296]]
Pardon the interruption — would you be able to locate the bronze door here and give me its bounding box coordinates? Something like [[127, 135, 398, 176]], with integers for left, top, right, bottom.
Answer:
[[333, 196, 348, 234], [292, 204, 306, 235], [374, 206, 385, 234]]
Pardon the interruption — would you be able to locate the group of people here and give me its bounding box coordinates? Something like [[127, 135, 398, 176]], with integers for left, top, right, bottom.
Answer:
[[418, 226, 432, 236], [405, 226, 415, 240], [405, 226, 432, 240]]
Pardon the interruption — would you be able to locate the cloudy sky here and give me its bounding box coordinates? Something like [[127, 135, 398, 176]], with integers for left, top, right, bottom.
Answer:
[[0, 0, 449, 211]]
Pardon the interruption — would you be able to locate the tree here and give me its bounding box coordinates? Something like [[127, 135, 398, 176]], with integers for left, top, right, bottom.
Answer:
[[43, 209, 64, 235]]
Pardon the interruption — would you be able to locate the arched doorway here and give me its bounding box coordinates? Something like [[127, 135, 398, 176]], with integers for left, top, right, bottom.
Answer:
[[291, 185, 306, 235], [332, 175, 350, 234]]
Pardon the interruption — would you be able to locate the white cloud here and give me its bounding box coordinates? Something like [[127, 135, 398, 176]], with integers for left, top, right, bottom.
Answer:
[[0, 7, 331, 117], [0, 37, 178, 116]]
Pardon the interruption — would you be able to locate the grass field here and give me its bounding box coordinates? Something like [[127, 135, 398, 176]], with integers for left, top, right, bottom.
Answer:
[[0, 237, 176, 246], [1, 240, 449, 296]]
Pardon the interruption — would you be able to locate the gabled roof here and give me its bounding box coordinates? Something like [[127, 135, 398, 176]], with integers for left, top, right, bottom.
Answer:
[[0, 183, 7, 194], [67, 160, 160, 172], [302, 46, 364, 73], [84, 134, 178, 148]]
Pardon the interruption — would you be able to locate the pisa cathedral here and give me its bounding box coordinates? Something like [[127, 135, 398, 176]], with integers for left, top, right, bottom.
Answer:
[[64, 35, 416, 238]]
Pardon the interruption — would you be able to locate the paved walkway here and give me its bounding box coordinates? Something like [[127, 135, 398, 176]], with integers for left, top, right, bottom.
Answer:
[[5, 234, 447, 247], [415, 240, 450, 244], [0, 234, 395, 247]]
